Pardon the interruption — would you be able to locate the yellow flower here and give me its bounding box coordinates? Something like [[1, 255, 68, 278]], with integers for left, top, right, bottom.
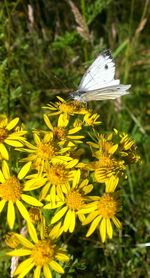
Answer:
[[44, 96, 87, 117], [79, 190, 121, 242], [119, 133, 141, 164], [7, 223, 69, 278], [92, 155, 125, 184], [0, 115, 27, 160], [44, 169, 93, 233], [84, 111, 101, 126], [20, 132, 70, 173], [5, 232, 20, 248], [0, 161, 43, 229], [43, 114, 84, 146], [24, 158, 78, 200], [88, 134, 118, 158]]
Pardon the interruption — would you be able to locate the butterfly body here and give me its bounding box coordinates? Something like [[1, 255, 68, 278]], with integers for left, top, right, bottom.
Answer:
[[70, 49, 131, 102]]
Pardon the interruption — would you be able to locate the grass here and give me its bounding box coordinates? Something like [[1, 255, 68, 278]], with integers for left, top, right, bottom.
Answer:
[[0, 0, 150, 277]]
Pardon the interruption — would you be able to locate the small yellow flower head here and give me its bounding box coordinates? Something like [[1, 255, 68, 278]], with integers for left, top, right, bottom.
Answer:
[[119, 133, 141, 164], [93, 156, 125, 183], [7, 223, 69, 277], [45, 170, 93, 233], [84, 111, 101, 126], [80, 193, 122, 242], [0, 115, 27, 160], [5, 232, 20, 248], [46, 163, 71, 186], [0, 161, 42, 229]]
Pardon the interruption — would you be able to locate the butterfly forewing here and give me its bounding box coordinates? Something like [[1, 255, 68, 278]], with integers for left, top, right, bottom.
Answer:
[[78, 50, 118, 92]]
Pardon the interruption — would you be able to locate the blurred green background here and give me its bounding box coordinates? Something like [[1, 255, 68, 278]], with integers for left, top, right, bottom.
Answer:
[[0, 0, 150, 277]]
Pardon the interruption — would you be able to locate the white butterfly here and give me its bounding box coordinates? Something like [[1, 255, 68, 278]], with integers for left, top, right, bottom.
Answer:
[[69, 49, 131, 102]]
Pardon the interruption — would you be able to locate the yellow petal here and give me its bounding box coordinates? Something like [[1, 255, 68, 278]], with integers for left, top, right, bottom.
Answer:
[[16, 200, 31, 222], [55, 252, 69, 262], [27, 222, 38, 243], [0, 169, 5, 183], [83, 211, 99, 225], [106, 218, 113, 239], [14, 233, 34, 248], [43, 264, 52, 278], [21, 194, 43, 207], [86, 215, 101, 237], [63, 209, 72, 232], [72, 169, 80, 188], [58, 113, 69, 127], [15, 262, 34, 277], [6, 117, 19, 130], [100, 218, 107, 242], [33, 133, 41, 144], [0, 143, 9, 160], [43, 114, 53, 130], [69, 210, 76, 233], [33, 265, 42, 278], [50, 260, 64, 274], [0, 199, 6, 212], [5, 139, 23, 147], [7, 249, 32, 257], [68, 127, 81, 134], [18, 162, 31, 180], [51, 206, 67, 224], [2, 160, 10, 179], [14, 258, 34, 275], [7, 201, 15, 229], [112, 216, 122, 229]]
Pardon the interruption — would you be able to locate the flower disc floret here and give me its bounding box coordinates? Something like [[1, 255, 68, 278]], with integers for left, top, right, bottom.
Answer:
[[31, 239, 55, 266], [98, 193, 118, 218], [0, 176, 22, 202], [66, 191, 83, 210]]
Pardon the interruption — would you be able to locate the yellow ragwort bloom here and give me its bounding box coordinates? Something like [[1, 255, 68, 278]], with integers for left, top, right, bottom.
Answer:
[[0, 115, 27, 160], [119, 132, 141, 164], [44, 96, 87, 118], [93, 155, 125, 184], [19, 132, 71, 173], [79, 178, 122, 242], [44, 169, 93, 233], [83, 111, 101, 126], [7, 223, 69, 278], [43, 114, 84, 147], [0, 161, 42, 229]]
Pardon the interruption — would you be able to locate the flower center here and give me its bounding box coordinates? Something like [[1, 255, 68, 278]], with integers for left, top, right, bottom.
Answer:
[[0, 128, 8, 142], [97, 194, 118, 218], [96, 156, 113, 168], [47, 164, 69, 185], [0, 176, 22, 202], [31, 240, 55, 266], [37, 142, 55, 160], [53, 127, 65, 140], [66, 191, 83, 211], [59, 101, 81, 114]]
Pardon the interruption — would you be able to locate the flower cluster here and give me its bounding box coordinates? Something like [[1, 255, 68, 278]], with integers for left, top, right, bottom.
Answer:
[[0, 97, 140, 277]]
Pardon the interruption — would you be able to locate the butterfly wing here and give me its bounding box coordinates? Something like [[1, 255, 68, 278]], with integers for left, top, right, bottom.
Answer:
[[79, 84, 131, 102], [78, 49, 120, 92]]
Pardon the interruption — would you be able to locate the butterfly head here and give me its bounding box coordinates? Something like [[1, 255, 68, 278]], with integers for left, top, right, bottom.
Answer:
[[69, 91, 84, 102]]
